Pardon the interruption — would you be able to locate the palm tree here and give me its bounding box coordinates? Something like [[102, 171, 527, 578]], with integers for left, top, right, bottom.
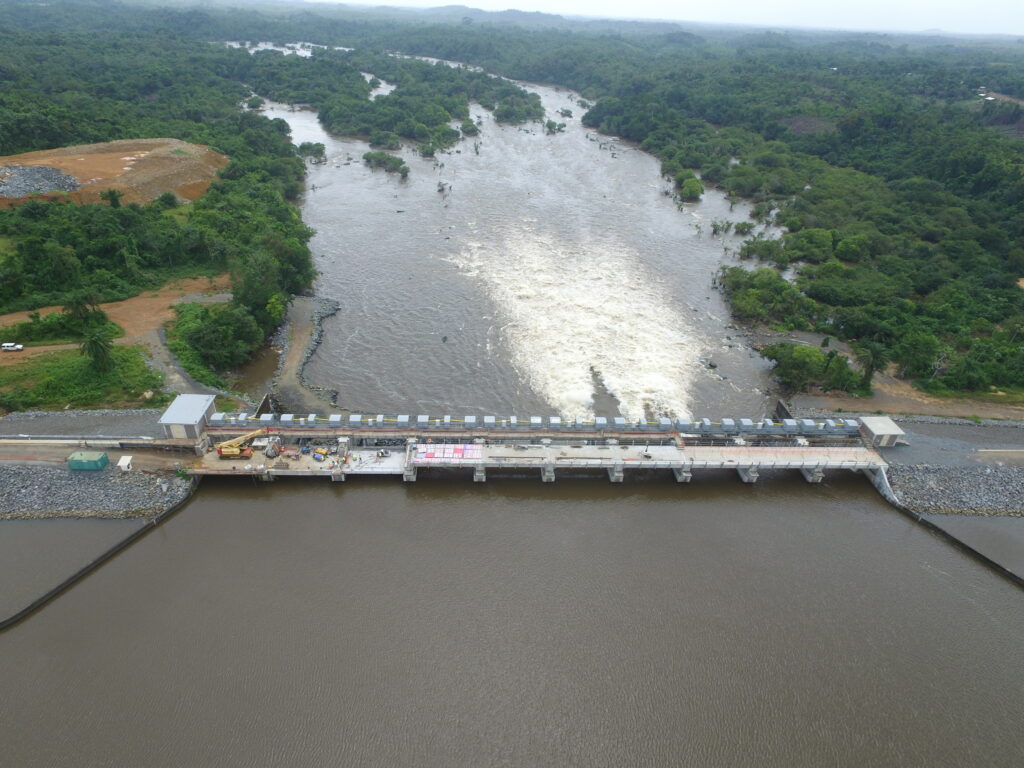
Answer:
[[99, 188, 123, 208], [853, 341, 890, 390], [80, 330, 114, 372]]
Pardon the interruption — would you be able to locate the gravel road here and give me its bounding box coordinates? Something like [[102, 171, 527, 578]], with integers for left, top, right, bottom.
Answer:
[[0, 409, 164, 438]]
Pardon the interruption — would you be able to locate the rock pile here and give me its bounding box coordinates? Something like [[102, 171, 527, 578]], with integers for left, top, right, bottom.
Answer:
[[0, 465, 194, 520], [0, 165, 80, 197], [888, 464, 1024, 516]]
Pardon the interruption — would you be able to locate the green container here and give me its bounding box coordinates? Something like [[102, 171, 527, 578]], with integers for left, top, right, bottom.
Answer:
[[67, 451, 109, 471]]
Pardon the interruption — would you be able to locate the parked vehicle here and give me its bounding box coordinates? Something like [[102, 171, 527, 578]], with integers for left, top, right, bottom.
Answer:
[[1, 342, 24, 351]]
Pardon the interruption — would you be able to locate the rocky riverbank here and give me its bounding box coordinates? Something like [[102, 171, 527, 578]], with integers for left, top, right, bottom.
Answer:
[[786, 405, 1024, 516], [269, 295, 339, 413], [0, 465, 194, 520], [887, 465, 1024, 517]]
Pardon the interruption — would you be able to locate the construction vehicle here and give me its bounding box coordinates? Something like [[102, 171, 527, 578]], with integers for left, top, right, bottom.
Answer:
[[215, 428, 270, 459]]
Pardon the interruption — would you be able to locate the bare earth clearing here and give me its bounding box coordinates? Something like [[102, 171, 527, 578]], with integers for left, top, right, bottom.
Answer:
[[793, 373, 1024, 421], [0, 138, 227, 208], [0, 276, 231, 370]]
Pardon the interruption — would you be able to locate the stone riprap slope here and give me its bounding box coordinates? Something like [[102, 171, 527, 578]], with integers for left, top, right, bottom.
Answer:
[[0, 465, 192, 520], [887, 465, 1024, 517]]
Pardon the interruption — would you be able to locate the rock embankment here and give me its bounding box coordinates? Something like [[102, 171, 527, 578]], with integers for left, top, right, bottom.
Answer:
[[887, 464, 1024, 517], [0, 165, 80, 197], [0, 465, 193, 520], [269, 296, 340, 413]]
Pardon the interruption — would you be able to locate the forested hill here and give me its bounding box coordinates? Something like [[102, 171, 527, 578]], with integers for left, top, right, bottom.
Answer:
[[372, 23, 1024, 394], [3, 0, 1024, 396], [0, 0, 544, 390]]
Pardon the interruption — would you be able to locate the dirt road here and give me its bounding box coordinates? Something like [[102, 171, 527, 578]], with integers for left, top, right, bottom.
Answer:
[[0, 275, 231, 368], [750, 327, 1024, 421]]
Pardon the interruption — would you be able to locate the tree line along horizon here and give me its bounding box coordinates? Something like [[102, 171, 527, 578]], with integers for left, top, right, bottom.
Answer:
[[0, 0, 1022, 405]]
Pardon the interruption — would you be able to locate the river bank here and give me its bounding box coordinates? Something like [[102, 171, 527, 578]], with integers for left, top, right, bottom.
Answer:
[[785, 405, 1024, 516], [0, 465, 192, 520], [265, 295, 341, 413], [0, 476, 196, 630]]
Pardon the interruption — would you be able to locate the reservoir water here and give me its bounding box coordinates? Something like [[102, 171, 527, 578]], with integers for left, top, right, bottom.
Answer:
[[2, 75, 1022, 766]]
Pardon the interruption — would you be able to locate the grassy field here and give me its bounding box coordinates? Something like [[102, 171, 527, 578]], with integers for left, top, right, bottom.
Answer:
[[0, 346, 170, 412]]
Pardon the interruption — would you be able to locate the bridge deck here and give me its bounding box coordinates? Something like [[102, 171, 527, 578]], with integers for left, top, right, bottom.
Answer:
[[190, 440, 884, 482]]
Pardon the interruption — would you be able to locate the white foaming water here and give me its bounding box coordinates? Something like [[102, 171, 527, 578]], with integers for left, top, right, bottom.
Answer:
[[452, 232, 700, 420]]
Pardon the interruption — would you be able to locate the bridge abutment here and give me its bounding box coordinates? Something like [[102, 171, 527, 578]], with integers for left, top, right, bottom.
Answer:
[[800, 467, 824, 483], [673, 467, 693, 483]]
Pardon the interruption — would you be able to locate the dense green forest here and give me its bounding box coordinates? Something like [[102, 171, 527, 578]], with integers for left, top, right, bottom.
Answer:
[[0, 0, 545, 393], [2, 0, 1024, 399]]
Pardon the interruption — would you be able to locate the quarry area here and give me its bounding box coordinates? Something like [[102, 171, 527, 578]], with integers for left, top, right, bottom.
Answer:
[[0, 137, 227, 207]]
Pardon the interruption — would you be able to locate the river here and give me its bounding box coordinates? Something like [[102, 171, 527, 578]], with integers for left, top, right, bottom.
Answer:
[[261, 85, 774, 420], [2, 73, 1023, 766]]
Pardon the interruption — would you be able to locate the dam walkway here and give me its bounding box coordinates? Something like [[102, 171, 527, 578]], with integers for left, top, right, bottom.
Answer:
[[190, 413, 887, 485]]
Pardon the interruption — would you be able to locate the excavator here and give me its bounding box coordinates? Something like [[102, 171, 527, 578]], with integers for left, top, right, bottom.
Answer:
[[214, 427, 270, 459]]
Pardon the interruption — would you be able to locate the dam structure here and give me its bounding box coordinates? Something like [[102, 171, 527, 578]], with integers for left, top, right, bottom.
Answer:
[[188, 407, 889, 487]]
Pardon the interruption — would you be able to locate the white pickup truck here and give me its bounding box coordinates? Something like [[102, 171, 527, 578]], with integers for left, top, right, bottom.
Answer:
[[1, 342, 24, 351]]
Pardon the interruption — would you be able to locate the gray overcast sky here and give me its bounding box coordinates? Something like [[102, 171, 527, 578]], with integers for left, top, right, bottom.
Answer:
[[307, 1, 1024, 36]]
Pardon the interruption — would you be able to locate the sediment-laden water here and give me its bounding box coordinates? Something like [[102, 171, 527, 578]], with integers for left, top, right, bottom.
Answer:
[[3, 67, 1022, 768], [262, 84, 773, 420]]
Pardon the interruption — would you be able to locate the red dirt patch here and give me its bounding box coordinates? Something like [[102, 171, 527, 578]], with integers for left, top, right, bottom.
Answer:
[[0, 275, 231, 367], [0, 138, 227, 208]]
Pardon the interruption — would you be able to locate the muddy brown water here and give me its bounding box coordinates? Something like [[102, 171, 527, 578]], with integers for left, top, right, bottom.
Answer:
[[257, 86, 775, 420], [2, 78, 1023, 765], [3, 478, 1024, 766]]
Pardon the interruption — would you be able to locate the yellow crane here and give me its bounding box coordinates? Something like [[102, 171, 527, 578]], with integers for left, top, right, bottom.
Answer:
[[215, 427, 269, 459]]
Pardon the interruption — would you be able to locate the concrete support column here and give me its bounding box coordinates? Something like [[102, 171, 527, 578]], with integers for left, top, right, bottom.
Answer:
[[473, 465, 487, 483], [672, 467, 693, 483], [800, 467, 824, 484], [608, 464, 624, 483], [403, 464, 417, 482], [259, 472, 275, 483], [737, 466, 759, 483], [331, 471, 346, 482], [541, 464, 555, 483]]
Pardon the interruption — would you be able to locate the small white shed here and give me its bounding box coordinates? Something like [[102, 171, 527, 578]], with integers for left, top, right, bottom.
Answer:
[[860, 416, 906, 447], [117, 455, 133, 472], [159, 394, 216, 440]]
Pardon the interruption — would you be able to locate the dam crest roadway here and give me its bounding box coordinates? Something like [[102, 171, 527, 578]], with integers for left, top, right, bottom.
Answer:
[[191, 408, 891, 488]]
